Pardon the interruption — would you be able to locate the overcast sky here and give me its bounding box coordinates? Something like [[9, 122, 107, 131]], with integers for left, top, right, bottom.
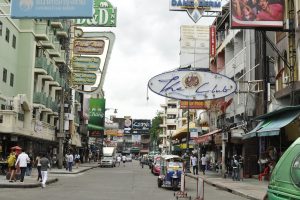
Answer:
[[91, 0, 218, 119]]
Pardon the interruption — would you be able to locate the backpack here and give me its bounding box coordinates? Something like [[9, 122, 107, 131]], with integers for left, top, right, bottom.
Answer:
[[7, 154, 16, 167]]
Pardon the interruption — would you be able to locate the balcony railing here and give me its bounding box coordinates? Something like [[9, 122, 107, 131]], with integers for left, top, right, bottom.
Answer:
[[35, 57, 48, 73], [34, 22, 49, 41], [33, 92, 47, 105]]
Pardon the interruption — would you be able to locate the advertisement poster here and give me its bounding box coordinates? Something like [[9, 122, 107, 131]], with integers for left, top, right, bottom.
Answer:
[[88, 98, 105, 137], [231, 0, 284, 28]]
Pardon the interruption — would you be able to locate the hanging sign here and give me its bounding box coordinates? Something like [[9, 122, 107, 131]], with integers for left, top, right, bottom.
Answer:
[[72, 56, 101, 72], [73, 39, 105, 55], [148, 69, 236, 101], [75, 0, 117, 27], [169, 0, 222, 23]]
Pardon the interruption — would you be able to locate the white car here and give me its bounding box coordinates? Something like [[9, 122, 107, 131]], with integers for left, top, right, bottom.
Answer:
[[126, 155, 132, 162]]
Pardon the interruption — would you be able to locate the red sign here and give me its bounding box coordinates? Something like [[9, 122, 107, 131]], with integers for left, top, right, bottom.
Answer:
[[209, 26, 216, 57]]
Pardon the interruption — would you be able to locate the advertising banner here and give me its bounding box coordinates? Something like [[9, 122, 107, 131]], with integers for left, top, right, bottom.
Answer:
[[124, 118, 132, 135], [88, 98, 105, 137], [11, 0, 93, 19], [180, 100, 208, 109], [230, 0, 284, 28], [132, 119, 151, 135], [75, 0, 117, 27]]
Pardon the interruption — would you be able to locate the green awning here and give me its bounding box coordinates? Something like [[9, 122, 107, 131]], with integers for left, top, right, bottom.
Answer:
[[131, 148, 140, 153], [243, 109, 300, 140], [257, 110, 300, 137], [242, 121, 264, 140]]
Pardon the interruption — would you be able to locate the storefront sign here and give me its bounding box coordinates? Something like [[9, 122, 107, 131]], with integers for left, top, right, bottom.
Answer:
[[71, 72, 97, 85], [180, 100, 207, 109], [169, 0, 222, 23], [11, 0, 93, 19], [209, 25, 216, 57], [190, 128, 198, 138], [73, 39, 105, 55], [148, 69, 237, 100], [72, 56, 101, 72], [75, 0, 117, 27]]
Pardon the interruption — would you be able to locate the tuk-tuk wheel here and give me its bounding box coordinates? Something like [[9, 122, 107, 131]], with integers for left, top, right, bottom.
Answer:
[[157, 179, 162, 188]]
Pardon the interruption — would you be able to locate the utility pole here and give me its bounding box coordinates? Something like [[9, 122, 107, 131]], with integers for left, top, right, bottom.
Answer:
[[57, 87, 65, 169]]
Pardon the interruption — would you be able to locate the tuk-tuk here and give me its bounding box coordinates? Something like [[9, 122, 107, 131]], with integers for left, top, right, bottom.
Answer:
[[267, 137, 300, 199], [157, 155, 184, 191]]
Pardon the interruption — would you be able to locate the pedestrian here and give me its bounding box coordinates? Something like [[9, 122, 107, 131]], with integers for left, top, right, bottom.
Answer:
[[67, 152, 74, 172], [88, 151, 92, 163], [74, 152, 80, 169], [201, 154, 207, 175], [64, 153, 68, 170], [15, 149, 30, 182], [26, 153, 33, 176], [40, 153, 50, 188], [122, 155, 126, 167], [116, 155, 121, 167], [35, 153, 42, 182], [238, 155, 244, 181], [231, 155, 240, 181], [7, 150, 17, 182], [190, 154, 198, 175]]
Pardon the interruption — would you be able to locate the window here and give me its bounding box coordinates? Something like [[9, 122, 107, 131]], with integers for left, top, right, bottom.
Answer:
[[0, 21, 2, 36], [3, 68, 7, 83], [12, 35, 16, 48], [5, 28, 9, 42], [10, 73, 14, 87]]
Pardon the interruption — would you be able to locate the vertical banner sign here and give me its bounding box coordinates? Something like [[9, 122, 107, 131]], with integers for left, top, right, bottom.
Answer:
[[209, 26, 216, 57], [88, 98, 105, 137]]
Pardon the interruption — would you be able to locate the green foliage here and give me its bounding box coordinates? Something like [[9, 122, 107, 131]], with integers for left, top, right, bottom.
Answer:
[[150, 111, 163, 145]]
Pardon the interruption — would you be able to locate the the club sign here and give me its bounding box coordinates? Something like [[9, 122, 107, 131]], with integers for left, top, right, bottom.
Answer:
[[148, 69, 236, 100]]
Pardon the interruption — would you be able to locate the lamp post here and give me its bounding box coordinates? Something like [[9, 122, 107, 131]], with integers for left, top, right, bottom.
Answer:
[[185, 100, 191, 173]]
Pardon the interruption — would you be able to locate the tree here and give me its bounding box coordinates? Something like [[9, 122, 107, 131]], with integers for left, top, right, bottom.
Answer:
[[150, 111, 163, 150]]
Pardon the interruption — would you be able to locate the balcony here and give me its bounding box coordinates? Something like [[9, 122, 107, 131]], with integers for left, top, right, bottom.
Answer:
[[50, 20, 63, 29], [221, 47, 246, 78], [166, 119, 177, 125], [34, 22, 49, 41], [166, 108, 178, 114], [34, 57, 48, 74], [31, 119, 56, 141], [47, 41, 61, 57], [53, 50, 66, 64], [56, 25, 68, 38], [33, 92, 47, 106], [40, 34, 55, 49]]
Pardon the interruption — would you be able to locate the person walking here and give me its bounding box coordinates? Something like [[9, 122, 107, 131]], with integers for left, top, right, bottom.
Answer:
[[190, 154, 198, 175], [201, 154, 207, 175], [116, 155, 121, 167], [40, 153, 50, 188], [67, 152, 74, 172], [74, 152, 80, 169], [26, 154, 33, 176], [15, 149, 30, 182], [7, 150, 17, 182], [35, 153, 42, 182], [122, 155, 126, 167], [231, 155, 240, 181]]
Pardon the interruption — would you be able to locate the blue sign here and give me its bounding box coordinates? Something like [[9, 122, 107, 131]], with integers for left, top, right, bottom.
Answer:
[[11, 0, 93, 19]]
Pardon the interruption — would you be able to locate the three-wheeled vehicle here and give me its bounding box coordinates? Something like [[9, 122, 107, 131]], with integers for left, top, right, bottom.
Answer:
[[157, 155, 184, 191]]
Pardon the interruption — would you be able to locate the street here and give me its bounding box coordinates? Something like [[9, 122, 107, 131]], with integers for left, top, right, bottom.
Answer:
[[0, 161, 246, 200]]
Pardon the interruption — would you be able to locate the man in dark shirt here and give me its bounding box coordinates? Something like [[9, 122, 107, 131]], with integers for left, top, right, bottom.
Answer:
[[40, 154, 50, 188]]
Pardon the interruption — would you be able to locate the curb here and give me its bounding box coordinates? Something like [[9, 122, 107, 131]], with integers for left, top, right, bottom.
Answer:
[[49, 165, 99, 175], [0, 178, 59, 189]]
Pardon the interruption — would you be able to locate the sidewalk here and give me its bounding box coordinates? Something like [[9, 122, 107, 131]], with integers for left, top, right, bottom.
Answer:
[[0, 162, 99, 188], [186, 171, 268, 200]]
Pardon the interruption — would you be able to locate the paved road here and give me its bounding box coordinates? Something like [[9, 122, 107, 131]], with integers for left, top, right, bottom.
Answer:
[[0, 161, 247, 200]]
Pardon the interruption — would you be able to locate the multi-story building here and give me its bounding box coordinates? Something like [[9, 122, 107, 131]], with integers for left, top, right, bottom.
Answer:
[[0, 0, 83, 160]]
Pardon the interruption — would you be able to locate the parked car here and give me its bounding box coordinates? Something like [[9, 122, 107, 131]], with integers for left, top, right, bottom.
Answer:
[[126, 155, 132, 162]]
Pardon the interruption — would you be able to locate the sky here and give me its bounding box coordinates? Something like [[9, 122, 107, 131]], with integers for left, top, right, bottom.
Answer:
[[89, 0, 220, 120]]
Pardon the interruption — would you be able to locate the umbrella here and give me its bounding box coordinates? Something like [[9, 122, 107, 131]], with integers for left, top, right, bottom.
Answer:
[[11, 146, 22, 150]]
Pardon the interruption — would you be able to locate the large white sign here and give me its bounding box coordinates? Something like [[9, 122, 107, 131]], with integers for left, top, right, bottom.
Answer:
[[148, 69, 236, 100], [180, 25, 210, 69]]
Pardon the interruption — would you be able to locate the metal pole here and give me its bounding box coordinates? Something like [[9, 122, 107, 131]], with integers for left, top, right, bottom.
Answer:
[[186, 100, 190, 172], [57, 87, 65, 169]]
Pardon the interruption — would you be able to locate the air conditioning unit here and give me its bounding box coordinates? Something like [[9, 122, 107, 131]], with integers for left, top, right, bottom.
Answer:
[[283, 76, 290, 84]]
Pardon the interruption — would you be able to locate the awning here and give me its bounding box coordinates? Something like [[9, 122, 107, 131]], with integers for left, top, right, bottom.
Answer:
[[243, 107, 300, 140], [88, 124, 105, 131], [195, 129, 221, 144], [257, 110, 300, 137], [172, 122, 196, 138]]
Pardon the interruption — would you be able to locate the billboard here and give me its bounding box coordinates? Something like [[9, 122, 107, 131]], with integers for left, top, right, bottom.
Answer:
[[132, 119, 151, 135], [88, 98, 105, 137], [75, 0, 117, 27], [11, 0, 93, 19], [148, 69, 237, 101], [230, 0, 284, 29], [124, 118, 132, 135]]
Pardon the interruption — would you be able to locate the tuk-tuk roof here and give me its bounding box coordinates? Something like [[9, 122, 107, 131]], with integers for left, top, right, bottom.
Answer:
[[161, 155, 181, 161]]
